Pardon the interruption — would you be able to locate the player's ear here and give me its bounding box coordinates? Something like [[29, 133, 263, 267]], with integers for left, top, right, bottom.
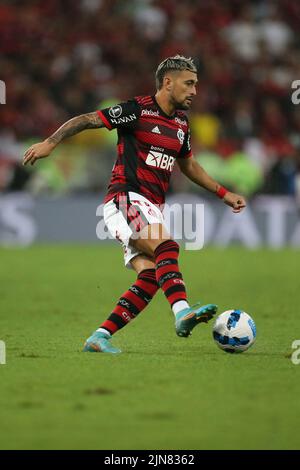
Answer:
[[164, 75, 173, 91]]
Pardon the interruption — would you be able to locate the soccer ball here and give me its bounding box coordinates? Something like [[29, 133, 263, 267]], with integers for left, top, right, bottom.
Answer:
[[212, 310, 256, 353]]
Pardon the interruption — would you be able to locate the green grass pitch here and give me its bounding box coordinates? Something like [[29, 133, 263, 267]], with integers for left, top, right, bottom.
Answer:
[[0, 245, 299, 450]]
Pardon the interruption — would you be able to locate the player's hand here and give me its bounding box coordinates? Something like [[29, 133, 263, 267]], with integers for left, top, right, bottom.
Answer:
[[23, 140, 55, 166], [223, 192, 246, 213]]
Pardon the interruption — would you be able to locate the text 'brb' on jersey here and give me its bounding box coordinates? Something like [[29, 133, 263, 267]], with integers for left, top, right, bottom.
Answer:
[[97, 95, 192, 206]]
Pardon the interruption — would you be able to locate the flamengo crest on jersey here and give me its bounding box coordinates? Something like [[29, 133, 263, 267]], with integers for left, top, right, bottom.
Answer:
[[177, 128, 185, 144]]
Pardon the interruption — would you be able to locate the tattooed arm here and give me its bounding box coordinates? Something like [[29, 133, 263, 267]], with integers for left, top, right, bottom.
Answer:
[[23, 112, 104, 166]]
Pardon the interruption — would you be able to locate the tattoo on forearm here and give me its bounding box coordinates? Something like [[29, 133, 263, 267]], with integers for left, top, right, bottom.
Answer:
[[47, 112, 104, 145]]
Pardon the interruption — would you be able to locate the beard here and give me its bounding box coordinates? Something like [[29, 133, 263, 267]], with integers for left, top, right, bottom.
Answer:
[[176, 102, 190, 110], [172, 96, 192, 110]]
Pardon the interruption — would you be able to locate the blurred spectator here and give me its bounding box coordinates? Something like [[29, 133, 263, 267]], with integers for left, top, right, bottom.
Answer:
[[259, 6, 293, 56], [222, 6, 261, 62]]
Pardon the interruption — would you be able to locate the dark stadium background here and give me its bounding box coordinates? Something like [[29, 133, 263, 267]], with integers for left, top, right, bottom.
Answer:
[[1, 0, 300, 201], [1, 0, 300, 452]]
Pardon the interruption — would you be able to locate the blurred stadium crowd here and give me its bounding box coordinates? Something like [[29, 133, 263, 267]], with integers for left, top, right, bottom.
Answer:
[[1, 0, 300, 199]]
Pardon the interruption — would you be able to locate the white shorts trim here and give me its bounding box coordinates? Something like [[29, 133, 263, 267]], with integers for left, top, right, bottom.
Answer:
[[103, 192, 166, 269]]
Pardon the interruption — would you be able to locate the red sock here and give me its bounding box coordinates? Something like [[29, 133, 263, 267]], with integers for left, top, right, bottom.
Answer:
[[100, 269, 159, 335], [154, 240, 187, 307]]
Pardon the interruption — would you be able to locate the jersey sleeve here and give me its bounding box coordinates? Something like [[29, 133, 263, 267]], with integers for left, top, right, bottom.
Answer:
[[178, 126, 192, 159], [97, 100, 140, 131]]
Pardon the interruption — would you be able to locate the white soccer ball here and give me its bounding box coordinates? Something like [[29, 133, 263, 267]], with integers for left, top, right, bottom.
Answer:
[[212, 309, 256, 353]]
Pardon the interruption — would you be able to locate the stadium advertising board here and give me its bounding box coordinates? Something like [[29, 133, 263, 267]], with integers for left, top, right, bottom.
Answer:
[[0, 193, 299, 248]]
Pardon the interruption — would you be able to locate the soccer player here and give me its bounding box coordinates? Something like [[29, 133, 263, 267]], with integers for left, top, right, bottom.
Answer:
[[23, 55, 246, 353]]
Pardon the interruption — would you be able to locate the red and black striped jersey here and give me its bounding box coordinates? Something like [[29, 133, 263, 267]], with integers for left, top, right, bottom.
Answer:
[[97, 95, 192, 206]]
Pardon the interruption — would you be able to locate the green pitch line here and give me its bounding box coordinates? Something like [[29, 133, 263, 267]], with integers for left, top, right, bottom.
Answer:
[[0, 245, 299, 450]]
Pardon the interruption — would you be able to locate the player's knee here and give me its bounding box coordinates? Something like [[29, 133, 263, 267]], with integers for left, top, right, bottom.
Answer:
[[130, 254, 156, 273]]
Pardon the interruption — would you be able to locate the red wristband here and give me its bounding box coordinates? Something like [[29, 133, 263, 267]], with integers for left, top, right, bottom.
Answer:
[[216, 186, 228, 199]]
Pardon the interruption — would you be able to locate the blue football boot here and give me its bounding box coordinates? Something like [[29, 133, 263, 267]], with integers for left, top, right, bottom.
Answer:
[[83, 331, 121, 353], [175, 302, 218, 337]]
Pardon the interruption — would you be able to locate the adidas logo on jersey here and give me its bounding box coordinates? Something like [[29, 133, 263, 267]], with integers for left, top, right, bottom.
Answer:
[[145, 150, 175, 171], [151, 126, 161, 134]]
